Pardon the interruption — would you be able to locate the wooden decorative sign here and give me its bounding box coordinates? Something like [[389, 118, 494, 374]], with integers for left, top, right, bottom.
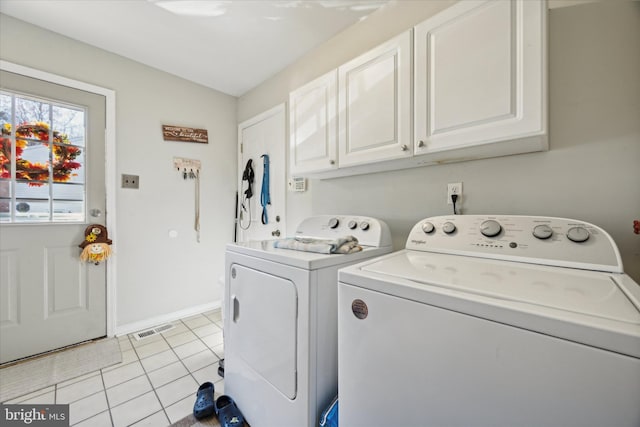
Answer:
[[162, 125, 208, 144]]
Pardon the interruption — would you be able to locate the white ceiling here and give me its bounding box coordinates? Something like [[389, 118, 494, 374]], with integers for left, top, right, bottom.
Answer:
[[0, 0, 388, 96]]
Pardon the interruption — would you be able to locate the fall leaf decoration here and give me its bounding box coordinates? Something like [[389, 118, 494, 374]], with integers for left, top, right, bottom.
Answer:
[[0, 121, 82, 187]]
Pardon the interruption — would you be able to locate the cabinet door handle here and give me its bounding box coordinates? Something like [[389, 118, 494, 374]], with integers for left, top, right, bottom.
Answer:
[[330, 160, 336, 165], [401, 144, 409, 151], [232, 295, 240, 323], [418, 140, 425, 148]]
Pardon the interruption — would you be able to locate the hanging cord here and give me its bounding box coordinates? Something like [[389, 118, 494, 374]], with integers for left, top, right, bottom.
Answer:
[[260, 154, 271, 224], [194, 169, 200, 242], [239, 160, 254, 230]]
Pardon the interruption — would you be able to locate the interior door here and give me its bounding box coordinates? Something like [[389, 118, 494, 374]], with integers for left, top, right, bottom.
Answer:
[[0, 71, 106, 364], [237, 104, 286, 242]]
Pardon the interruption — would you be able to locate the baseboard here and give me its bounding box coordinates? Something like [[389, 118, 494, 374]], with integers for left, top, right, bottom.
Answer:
[[115, 300, 222, 337]]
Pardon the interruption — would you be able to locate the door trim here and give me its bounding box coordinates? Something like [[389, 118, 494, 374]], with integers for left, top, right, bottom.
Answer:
[[1, 60, 117, 337]]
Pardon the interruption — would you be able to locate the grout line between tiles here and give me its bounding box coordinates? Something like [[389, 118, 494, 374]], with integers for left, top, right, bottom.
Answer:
[[98, 365, 116, 427]]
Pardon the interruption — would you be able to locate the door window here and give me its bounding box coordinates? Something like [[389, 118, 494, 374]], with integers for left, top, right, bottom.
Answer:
[[0, 90, 86, 223]]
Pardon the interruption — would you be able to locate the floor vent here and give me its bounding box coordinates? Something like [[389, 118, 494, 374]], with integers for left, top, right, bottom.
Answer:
[[133, 324, 175, 341]]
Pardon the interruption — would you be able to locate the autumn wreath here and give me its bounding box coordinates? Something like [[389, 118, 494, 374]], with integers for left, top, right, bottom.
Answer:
[[0, 122, 82, 187]]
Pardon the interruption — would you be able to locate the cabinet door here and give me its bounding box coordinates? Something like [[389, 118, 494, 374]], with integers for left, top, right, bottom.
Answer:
[[338, 30, 413, 168], [414, 0, 546, 155], [289, 70, 337, 175]]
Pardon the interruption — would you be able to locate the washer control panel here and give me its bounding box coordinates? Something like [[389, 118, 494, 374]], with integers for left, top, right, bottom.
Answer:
[[295, 215, 392, 248], [406, 215, 622, 272]]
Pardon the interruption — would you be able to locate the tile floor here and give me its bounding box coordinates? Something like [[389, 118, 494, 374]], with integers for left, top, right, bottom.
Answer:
[[2, 309, 225, 427]]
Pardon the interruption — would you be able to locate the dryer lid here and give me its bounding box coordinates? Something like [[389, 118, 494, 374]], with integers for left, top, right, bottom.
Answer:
[[361, 251, 640, 324]]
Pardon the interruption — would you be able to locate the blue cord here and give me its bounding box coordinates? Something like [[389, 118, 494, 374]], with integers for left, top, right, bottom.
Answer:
[[261, 154, 270, 224]]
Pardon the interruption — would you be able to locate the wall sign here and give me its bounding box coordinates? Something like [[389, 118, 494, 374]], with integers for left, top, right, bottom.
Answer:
[[162, 125, 208, 144]]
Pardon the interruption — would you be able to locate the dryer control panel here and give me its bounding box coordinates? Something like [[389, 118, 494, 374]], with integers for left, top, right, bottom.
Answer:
[[295, 215, 392, 248], [406, 215, 623, 273]]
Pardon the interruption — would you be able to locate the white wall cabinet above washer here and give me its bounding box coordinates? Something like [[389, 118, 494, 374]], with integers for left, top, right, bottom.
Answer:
[[414, 0, 547, 157], [289, 70, 338, 175], [337, 30, 413, 168]]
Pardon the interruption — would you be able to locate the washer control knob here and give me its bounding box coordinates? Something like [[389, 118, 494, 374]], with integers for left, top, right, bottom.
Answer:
[[442, 222, 456, 234], [532, 224, 553, 240], [348, 220, 358, 230], [567, 226, 590, 243], [328, 218, 340, 229], [480, 220, 502, 237], [421, 222, 435, 234], [359, 221, 370, 231]]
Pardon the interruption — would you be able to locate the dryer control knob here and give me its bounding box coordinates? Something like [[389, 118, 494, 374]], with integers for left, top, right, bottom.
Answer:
[[348, 220, 358, 230], [328, 218, 340, 229], [567, 226, 590, 243], [532, 224, 553, 240], [359, 221, 370, 231], [421, 222, 435, 234], [480, 220, 502, 237], [442, 222, 456, 234]]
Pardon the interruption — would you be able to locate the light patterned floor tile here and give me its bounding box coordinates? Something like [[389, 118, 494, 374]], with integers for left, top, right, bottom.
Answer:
[[56, 374, 105, 404], [192, 362, 223, 386], [165, 394, 197, 424], [211, 344, 224, 359], [173, 339, 207, 360], [69, 391, 109, 425], [8, 391, 56, 405], [4, 386, 55, 404], [56, 371, 101, 389], [118, 338, 133, 352], [103, 348, 138, 373], [102, 361, 145, 389], [182, 349, 217, 373], [110, 391, 162, 427], [147, 361, 189, 389], [130, 410, 171, 427], [72, 410, 112, 427], [165, 330, 198, 348], [192, 323, 221, 339], [160, 323, 189, 338], [183, 315, 212, 330], [155, 375, 198, 408], [106, 375, 152, 408], [134, 339, 171, 359], [201, 332, 224, 350], [140, 349, 179, 373]]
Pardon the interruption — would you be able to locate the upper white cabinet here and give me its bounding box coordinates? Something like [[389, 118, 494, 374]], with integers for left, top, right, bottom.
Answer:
[[338, 30, 413, 168], [288, 0, 547, 179], [289, 70, 338, 175], [414, 0, 547, 156]]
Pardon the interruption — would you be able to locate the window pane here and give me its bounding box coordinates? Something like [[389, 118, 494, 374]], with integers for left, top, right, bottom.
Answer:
[[15, 97, 50, 133], [53, 201, 83, 222], [53, 105, 85, 147], [15, 141, 49, 184], [0, 179, 10, 222], [53, 143, 84, 184], [52, 183, 83, 201], [14, 197, 50, 222], [16, 181, 48, 200], [1, 94, 10, 180]]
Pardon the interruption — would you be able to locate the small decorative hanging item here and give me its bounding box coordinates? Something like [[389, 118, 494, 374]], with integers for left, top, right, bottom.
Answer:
[[173, 157, 202, 242], [79, 224, 113, 265]]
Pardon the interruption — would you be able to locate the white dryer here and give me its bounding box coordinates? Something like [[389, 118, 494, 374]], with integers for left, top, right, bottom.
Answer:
[[338, 215, 640, 427], [224, 215, 392, 427]]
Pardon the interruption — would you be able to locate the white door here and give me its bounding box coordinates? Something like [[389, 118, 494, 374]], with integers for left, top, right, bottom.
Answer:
[[237, 104, 286, 242], [414, 0, 546, 155], [338, 30, 413, 167], [289, 70, 338, 175], [0, 71, 106, 364]]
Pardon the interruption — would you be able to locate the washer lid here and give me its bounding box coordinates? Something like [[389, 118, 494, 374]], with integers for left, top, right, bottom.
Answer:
[[362, 251, 640, 324], [344, 250, 640, 357]]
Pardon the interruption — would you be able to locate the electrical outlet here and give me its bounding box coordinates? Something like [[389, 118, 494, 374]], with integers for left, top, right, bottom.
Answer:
[[121, 174, 139, 189], [447, 182, 462, 204]]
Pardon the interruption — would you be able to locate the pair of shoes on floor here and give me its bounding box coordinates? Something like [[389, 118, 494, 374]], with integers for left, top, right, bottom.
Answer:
[[193, 382, 245, 426]]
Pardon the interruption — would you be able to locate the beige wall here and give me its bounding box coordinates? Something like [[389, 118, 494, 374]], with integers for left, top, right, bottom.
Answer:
[[1, 14, 238, 328], [239, 1, 640, 281]]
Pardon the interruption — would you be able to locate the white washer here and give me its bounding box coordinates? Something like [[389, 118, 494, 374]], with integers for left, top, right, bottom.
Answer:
[[338, 215, 640, 427], [224, 215, 392, 427]]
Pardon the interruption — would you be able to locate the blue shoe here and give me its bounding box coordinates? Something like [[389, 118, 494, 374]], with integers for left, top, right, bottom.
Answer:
[[215, 395, 245, 427], [193, 382, 215, 420]]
